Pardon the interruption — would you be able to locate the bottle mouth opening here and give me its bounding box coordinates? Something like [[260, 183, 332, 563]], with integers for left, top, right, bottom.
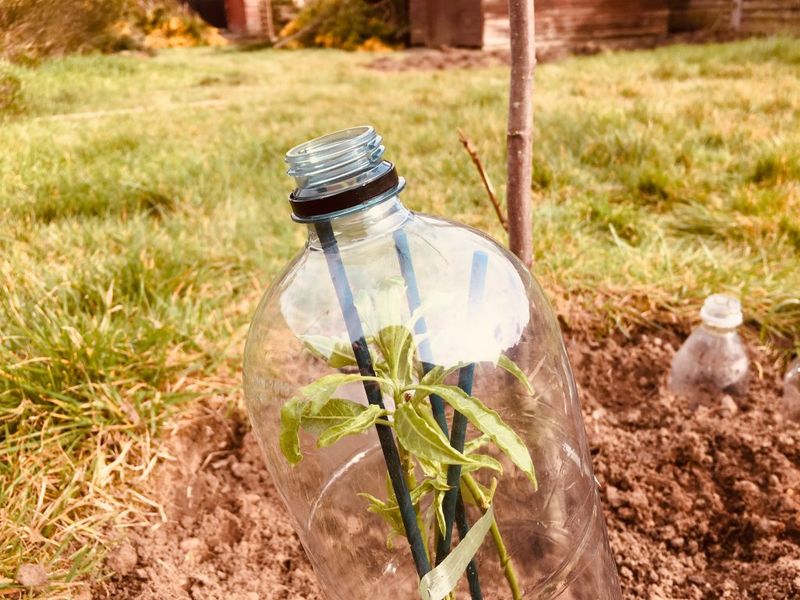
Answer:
[[700, 294, 743, 329], [284, 126, 402, 223], [285, 126, 382, 179]]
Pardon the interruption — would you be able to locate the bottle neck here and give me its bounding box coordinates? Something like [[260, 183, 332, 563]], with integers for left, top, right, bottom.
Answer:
[[307, 196, 411, 250], [699, 322, 739, 336]]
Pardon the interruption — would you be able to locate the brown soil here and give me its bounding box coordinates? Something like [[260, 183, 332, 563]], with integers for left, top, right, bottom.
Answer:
[[92, 406, 322, 600], [366, 47, 511, 72], [95, 326, 800, 599], [364, 45, 604, 72], [365, 33, 754, 73], [570, 328, 800, 599]]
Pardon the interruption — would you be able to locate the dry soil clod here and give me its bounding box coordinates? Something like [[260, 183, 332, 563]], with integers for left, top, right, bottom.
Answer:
[[16, 563, 48, 588], [106, 542, 138, 577]]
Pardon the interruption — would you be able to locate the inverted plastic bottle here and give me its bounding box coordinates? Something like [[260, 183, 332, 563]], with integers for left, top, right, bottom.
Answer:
[[668, 294, 749, 404], [783, 358, 800, 422], [243, 126, 621, 600]]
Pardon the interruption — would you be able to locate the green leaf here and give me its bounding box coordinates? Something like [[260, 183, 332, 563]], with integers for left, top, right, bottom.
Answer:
[[279, 397, 307, 465], [375, 277, 408, 327], [460, 454, 503, 473], [464, 434, 491, 455], [497, 354, 534, 395], [359, 492, 405, 536], [434, 487, 447, 535], [317, 404, 386, 447], [280, 397, 387, 465], [412, 401, 447, 433], [394, 403, 494, 469], [298, 373, 379, 414], [371, 358, 392, 383], [301, 335, 357, 368], [412, 479, 447, 502], [359, 479, 442, 538], [375, 325, 416, 384], [417, 455, 443, 480], [300, 398, 368, 435], [412, 384, 537, 488], [353, 277, 408, 338], [411, 364, 462, 403]]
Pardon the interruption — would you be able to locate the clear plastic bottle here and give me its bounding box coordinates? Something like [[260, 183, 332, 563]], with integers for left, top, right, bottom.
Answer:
[[668, 294, 749, 404], [782, 358, 800, 422], [243, 127, 621, 600]]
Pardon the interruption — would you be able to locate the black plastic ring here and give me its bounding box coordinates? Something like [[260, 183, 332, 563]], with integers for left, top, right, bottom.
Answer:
[[289, 164, 399, 220]]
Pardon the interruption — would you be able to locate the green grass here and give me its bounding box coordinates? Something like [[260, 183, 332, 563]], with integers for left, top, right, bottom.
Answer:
[[1, 37, 799, 594]]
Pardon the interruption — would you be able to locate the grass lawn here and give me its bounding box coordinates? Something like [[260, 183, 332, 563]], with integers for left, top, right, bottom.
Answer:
[[1, 37, 799, 594]]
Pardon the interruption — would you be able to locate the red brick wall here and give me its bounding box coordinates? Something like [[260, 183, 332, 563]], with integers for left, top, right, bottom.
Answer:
[[225, 0, 248, 33]]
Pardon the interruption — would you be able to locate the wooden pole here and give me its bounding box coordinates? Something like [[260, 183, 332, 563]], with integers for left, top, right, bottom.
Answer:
[[264, 0, 277, 42], [506, 0, 535, 267], [731, 0, 743, 31]]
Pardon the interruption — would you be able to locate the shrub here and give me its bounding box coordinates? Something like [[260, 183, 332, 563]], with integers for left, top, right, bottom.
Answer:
[[0, 0, 225, 62], [278, 0, 407, 51], [132, 4, 228, 50], [0, 0, 128, 62]]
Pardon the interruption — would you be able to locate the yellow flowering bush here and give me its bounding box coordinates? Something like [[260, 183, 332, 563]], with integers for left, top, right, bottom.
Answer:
[[278, 0, 406, 51], [134, 5, 228, 50]]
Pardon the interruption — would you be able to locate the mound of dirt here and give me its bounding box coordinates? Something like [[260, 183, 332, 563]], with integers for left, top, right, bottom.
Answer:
[[93, 407, 322, 600], [571, 329, 800, 599], [95, 327, 800, 599]]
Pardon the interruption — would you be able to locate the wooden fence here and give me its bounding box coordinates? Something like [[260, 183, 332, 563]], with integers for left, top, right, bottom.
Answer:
[[412, 0, 671, 50], [533, 0, 669, 50], [670, 0, 800, 34], [410, 0, 798, 50]]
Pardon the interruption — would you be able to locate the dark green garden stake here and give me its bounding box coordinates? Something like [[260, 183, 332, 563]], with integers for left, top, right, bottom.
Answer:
[[316, 219, 431, 578]]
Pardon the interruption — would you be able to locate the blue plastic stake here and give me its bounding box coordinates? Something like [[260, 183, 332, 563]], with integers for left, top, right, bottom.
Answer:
[[436, 250, 488, 565], [393, 229, 449, 436]]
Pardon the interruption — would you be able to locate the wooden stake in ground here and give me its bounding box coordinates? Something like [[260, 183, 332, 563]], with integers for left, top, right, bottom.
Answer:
[[506, 0, 535, 267]]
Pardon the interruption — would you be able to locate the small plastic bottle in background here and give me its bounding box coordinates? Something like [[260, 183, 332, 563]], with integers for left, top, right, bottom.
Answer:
[[669, 294, 749, 406], [782, 358, 800, 422]]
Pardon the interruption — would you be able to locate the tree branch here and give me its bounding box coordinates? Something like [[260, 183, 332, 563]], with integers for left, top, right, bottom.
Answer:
[[458, 128, 507, 232], [273, 15, 323, 49]]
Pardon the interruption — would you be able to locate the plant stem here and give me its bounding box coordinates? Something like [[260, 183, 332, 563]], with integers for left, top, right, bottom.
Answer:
[[397, 435, 417, 489], [462, 474, 523, 600]]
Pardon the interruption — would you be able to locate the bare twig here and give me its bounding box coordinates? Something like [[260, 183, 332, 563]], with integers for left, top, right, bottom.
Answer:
[[273, 15, 323, 49], [506, 0, 536, 267], [458, 129, 508, 232]]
